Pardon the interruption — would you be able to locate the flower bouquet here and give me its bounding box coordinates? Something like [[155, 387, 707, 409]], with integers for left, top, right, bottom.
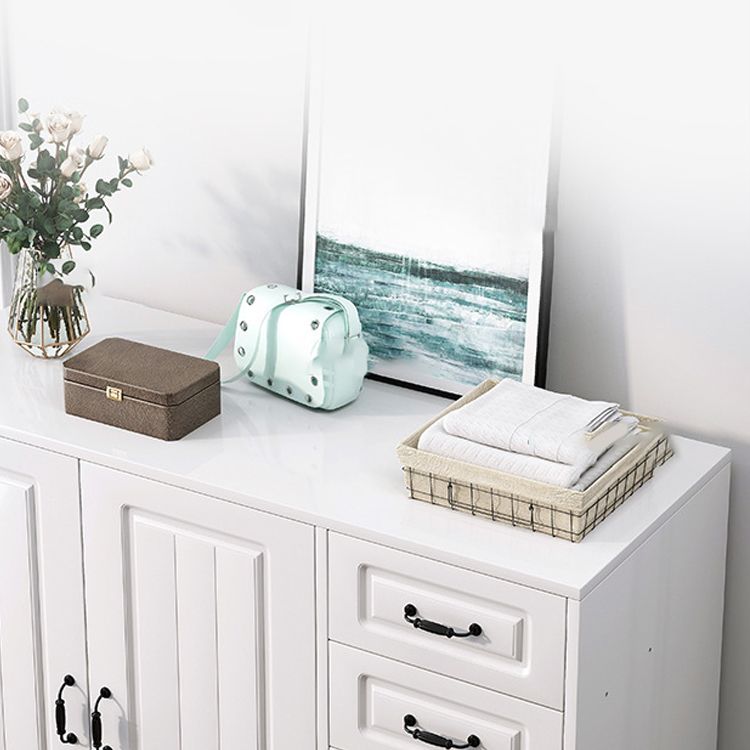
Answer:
[[0, 97, 152, 357]]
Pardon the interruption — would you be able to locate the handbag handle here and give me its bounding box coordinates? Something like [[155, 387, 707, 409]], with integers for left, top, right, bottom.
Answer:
[[302, 293, 362, 338]]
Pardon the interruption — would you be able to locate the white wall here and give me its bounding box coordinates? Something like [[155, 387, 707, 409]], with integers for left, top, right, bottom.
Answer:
[[3, 0, 309, 321], [3, 2, 750, 747], [549, 3, 750, 748]]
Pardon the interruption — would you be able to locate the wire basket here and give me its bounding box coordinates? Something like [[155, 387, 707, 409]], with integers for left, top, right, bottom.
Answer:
[[397, 380, 674, 543], [403, 435, 672, 542]]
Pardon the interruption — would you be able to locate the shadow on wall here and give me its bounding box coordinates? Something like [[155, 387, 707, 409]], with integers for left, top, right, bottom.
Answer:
[[174, 166, 301, 284], [546, 216, 631, 406]]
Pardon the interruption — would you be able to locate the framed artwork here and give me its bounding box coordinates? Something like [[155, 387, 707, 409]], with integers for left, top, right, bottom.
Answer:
[[300, 8, 556, 397]]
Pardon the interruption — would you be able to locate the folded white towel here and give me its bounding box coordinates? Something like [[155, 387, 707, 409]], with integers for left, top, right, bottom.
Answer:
[[442, 379, 637, 468], [418, 418, 587, 488], [571, 434, 641, 491]]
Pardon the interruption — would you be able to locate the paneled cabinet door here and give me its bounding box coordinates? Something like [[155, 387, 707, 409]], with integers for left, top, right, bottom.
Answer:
[[0, 438, 89, 750], [80, 463, 316, 750]]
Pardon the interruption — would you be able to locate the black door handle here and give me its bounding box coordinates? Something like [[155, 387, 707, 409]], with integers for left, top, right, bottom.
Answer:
[[404, 604, 482, 639], [403, 714, 481, 748], [91, 687, 113, 750], [55, 674, 78, 744]]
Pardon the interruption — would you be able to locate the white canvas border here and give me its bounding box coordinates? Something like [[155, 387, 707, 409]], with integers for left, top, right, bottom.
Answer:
[[299, 24, 554, 396]]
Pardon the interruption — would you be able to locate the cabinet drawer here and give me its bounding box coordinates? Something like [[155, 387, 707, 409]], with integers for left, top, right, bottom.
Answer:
[[330, 642, 562, 750], [329, 534, 566, 708]]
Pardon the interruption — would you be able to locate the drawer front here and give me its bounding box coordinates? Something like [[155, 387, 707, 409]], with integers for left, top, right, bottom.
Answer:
[[329, 534, 566, 708], [329, 642, 562, 750]]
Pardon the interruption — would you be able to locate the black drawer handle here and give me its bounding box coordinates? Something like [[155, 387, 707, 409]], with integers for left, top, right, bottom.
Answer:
[[91, 687, 113, 750], [55, 675, 78, 744], [404, 604, 482, 639], [403, 714, 480, 748]]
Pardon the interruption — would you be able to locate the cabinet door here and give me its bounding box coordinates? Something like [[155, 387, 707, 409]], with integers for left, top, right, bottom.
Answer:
[[80, 463, 316, 750], [0, 438, 88, 750]]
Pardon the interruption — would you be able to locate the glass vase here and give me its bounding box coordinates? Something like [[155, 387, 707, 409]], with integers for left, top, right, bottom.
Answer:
[[6, 247, 90, 358]]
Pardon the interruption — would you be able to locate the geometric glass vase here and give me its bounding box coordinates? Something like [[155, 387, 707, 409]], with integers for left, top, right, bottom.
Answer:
[[6, 247, 90, 358]]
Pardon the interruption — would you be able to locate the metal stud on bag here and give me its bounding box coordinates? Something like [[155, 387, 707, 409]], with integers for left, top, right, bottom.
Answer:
[[240, 321, 248, 331], [311, 320, 320, 330], [246, 295, 255, 305], [237, 346, 245, 357]]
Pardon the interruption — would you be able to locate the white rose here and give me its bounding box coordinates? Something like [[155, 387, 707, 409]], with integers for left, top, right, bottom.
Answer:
[[0, 173, 12, 201], [74, 182, 88, 203], [0, 131, 24, 161], [59, 148, 86, 178], [46, 111, 72, 144], [87, 135, 108, 159], [66, 110, 84, 135], [128, 147, 154, 173]]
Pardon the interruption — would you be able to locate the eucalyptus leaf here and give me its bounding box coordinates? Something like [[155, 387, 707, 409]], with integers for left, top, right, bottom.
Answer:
[[37, 151, 56, 172], [43, 242, 60, 259], [62, 260, 76, 274], [18, 98, 29, 113], [90, 224, 104, 238]]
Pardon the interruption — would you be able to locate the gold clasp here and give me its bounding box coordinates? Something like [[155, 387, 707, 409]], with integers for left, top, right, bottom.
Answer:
[[106, 386, 122, 402]]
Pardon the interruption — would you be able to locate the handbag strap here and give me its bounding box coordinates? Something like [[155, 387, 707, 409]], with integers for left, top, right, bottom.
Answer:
[[205, 294, 287, 383], [205, 290, 362, 384]]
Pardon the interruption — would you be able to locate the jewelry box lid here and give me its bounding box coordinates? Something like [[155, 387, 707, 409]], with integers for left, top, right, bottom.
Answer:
[[63, 337, 220, 407]]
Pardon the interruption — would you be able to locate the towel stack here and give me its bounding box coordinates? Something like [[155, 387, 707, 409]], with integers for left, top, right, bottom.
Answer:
[[418, 379, 642, 490]]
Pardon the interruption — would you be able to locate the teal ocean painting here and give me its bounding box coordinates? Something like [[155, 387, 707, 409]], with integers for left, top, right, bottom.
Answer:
[[314, 235, 529, 388]]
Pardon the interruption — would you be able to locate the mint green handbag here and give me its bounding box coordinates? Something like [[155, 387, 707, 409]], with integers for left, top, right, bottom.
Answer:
[[206, 284, 369, 410]]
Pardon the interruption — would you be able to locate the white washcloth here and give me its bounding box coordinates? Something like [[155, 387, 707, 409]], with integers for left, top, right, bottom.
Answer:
[[443, 379, 637, 468], [418, 418, 587, 488]]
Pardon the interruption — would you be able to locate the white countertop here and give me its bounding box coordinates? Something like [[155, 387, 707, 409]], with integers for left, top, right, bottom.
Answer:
[[0, 296, 730, 599]]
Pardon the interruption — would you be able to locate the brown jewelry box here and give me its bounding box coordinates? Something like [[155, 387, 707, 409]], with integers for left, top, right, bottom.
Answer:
[[63, 338, 221, 441]]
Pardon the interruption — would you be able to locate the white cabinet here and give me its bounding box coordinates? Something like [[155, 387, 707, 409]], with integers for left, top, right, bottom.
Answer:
[[0, 299, 732, 750], [565, 469, 730, 750], [0, 438, 88, 750], [80, 463, 316, 750]]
